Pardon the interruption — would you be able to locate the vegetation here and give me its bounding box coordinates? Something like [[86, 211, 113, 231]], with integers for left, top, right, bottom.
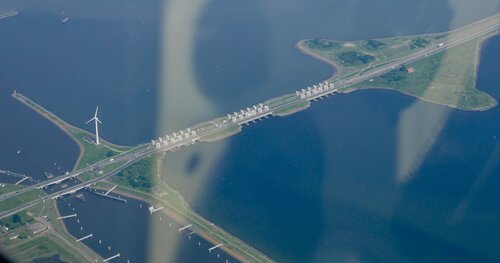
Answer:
[[4, 234, 91, 263], [18, 229, 28, 239], [199, 124, 242, 142], [304, 38, 340, 51], [0, 189, 44, 213], [301, 33, 447, 78], [75, 132, 119, 169], [409, 37, 431, 49], [273, 99, 310, 116], [114, 159, 152, 190], [301, 14, 499, 110], [0, 184, 26, 195], [363, 39, 387, 51], [351, 36, 497, 110], [380, 69, 407, 82], [338, 51, 375, 66], [0, 211, 34, 230]]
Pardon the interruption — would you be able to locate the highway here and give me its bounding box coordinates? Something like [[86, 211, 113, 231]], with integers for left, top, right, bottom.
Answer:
[[0, 18, 498, 219]]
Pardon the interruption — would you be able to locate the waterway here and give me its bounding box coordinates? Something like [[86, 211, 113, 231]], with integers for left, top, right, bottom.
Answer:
[[0, 0, 499, 262]]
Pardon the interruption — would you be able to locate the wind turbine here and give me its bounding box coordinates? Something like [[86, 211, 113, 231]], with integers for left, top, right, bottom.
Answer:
[[86, 106, 102, 145]]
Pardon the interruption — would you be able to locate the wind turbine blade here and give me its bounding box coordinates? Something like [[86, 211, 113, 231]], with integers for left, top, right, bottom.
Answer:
[[85, 118, 94, 124], [96, 118, 103, 124], [94, 106, 99, 118]]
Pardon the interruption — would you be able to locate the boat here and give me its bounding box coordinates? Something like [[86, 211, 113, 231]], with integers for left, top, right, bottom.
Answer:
[[61, 17, 69, 24]]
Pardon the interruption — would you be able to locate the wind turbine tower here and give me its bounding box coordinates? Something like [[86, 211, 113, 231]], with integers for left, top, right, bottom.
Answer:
[[86, 106, 102, 145]]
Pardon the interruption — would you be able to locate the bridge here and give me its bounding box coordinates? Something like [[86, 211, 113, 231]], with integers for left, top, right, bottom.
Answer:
[[0, 20, 499, 220]]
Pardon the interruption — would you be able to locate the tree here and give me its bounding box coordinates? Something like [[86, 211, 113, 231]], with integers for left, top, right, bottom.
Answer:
[[11, 214, 21, 224]]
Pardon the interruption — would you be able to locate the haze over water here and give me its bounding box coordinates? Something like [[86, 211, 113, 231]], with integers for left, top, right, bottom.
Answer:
[[0, 0, 499, 262]]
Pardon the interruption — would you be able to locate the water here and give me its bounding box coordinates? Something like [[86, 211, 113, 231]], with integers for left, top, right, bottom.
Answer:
[[56, 191, 239, 263], [0, 88, 78, 181], [164, 32, 500, 262], [0, 0, 161, 145], [1, 0, 499, 262]]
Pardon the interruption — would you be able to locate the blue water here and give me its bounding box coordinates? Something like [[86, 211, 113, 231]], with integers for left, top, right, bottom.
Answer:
[[57, 191, 239, 263], [1, 0, 499, 262], [0, 88, 78, 181], [169, 33, 500, 263]]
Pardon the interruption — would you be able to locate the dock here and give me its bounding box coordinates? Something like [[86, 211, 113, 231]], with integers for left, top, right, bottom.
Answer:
[[14, 177, 29, 185], [57, 214, 77, 220], [103, 253, 120, 262], [178, 224, 192, 233], [0, 169, 36, 183], [208, 243, 223, 252], [75, 233, 92, 242], [105, 185, 116, 195], [88, 189, 127, 203], [148, 206, 163, 214]]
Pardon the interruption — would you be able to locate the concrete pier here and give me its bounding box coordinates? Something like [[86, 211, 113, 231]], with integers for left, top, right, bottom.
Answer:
[[208, 243, 223, 252], [105, 185, 117, 195], [76, 233, 93, 242], [14, 177, 29, 185], [178, 224, 192, 233], [57, 214, 77, 220], [103, 253, 120, 262]]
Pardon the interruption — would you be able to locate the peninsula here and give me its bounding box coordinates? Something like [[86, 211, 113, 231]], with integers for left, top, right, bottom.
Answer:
[[298, 13, 499, 111]]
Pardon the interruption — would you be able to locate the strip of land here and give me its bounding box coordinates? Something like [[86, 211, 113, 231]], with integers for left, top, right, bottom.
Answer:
[[297, 13, 500, 111]]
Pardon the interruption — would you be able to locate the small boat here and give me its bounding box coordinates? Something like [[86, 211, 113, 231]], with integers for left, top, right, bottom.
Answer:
[[61, 17, 69, 24], [16, 150, 21, 154]]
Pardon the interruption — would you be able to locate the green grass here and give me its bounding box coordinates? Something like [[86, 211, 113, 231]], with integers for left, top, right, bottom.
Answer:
[[363, 39, 387, 51], [300, 14, 499, 111], [338, 51, 376, 66], [273, 99, 310, 116], [0, 184, 26, 195], [350, 36, 497, 110], [303, 38, 341, 50], [4, 234, 90, 263], [113, 159, 152, 191], [78, 160, 127, 182], [0, 189, 44, 212], [72, 131, 120, 169], [199, 124, 242, 142]]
